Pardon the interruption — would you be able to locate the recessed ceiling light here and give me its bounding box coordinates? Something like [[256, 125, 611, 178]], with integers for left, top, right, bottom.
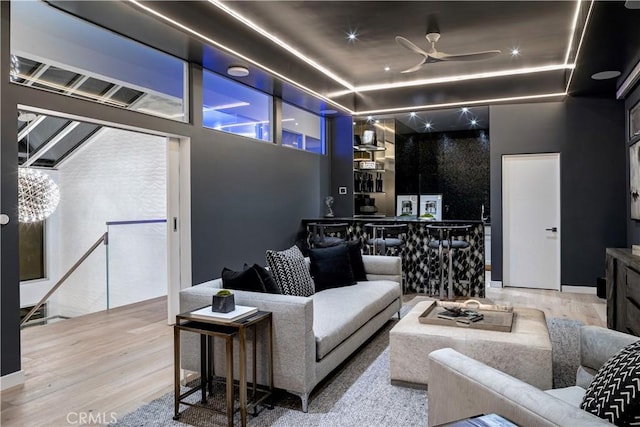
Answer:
[[591, 70, 621, 80], [510, 48, 520, 56], [470, 119, 478, 126], [410, 112, 416, 117], [424, 122, 433, 130], [347, 31, 358, 42], [384, 66, 390, 72], [227, 65, 249, 77], [461, 107, 469, 113]]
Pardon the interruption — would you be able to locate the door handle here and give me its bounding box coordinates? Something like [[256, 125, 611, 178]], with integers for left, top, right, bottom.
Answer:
[[545, 227, 558, 232]]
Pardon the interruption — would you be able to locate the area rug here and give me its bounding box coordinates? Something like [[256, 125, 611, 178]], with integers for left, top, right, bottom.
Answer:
[[111, 316, 583, 427]]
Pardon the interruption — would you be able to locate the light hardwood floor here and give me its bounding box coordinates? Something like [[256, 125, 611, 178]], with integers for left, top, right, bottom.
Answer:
[[1, 288, 606, 426]]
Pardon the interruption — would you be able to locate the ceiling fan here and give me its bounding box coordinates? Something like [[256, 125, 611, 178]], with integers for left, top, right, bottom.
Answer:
[[395, 17, 501, 73]]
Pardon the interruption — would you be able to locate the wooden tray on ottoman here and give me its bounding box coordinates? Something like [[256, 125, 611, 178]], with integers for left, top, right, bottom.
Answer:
[[418, 300, 515, 332]]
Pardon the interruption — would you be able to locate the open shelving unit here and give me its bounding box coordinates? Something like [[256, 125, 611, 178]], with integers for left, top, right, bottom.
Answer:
[[353, 119, 395, 217]]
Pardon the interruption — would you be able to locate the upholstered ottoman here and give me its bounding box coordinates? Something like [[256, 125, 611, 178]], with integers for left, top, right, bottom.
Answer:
[[390, 300, 553, 390]]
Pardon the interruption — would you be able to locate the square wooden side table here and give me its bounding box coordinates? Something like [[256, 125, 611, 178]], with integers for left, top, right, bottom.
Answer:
[[173, 308, 273, 426]]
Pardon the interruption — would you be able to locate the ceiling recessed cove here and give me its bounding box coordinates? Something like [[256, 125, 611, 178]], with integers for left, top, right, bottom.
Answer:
[[227, 65, 249, 77], [591, 70, 621, 80]]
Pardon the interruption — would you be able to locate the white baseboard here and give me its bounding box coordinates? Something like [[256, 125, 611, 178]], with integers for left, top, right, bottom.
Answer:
[[1, 370, 25, 390], [490, 280, 503, 288], [561, 285, 597, 294]]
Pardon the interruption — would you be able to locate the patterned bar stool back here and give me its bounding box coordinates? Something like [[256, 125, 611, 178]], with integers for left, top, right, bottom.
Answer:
[[365, 223, 409, 256], [308, 222, 349, 248]]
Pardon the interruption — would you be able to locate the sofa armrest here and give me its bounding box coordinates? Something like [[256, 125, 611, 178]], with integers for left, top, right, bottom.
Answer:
[[428, 348, 610, 427], [362, 255, 402, 283], [179, 278, 222, 314], [179, 285, 316, 396], [580, 325, 639, 373], [232, 291, 315, 394]]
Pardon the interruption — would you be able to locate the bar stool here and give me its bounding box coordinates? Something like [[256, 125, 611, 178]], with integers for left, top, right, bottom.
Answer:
[[308, 222, 349, 248], [426, 224, 473, 300], [365, 223, 408, 256]]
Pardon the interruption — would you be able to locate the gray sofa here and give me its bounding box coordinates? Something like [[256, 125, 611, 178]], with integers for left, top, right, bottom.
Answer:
[[427, 325, 639, 427], [179, 255, 402, 412]]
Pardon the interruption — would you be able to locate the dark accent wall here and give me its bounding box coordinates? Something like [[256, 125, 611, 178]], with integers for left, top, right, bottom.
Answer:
[[1, 1, 21, 377], [491, 99, 626, 287], [396, 129, 490, 220], [330, 115, 355, 218]]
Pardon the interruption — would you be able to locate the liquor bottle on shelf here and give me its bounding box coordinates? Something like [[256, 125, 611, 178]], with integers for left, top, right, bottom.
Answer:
[[354, 172, 361, 193], [367, 173, 374, 192], [376, 173, 383, 192]]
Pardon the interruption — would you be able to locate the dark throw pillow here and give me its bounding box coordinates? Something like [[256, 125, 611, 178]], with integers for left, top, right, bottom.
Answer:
[[580, 340, 640, 426], [221, 267, 266, 293], [244, 263, 281, 294], [308, 244, 356, 292], [345, 240, 367, 282], [266, 245, 315, 297]]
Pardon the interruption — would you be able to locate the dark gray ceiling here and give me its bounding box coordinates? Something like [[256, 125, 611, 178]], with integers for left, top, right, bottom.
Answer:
[[45, 1, 640, 117]]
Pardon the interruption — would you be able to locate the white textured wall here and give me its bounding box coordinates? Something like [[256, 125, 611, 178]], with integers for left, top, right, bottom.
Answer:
[[56, 128, 166, 317]]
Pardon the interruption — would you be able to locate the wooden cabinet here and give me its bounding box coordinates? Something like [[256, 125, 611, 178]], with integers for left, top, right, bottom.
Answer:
[[606, 248, 640, 336]]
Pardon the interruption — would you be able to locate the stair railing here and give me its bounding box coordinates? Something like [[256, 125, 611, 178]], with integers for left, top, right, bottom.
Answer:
[[20, 232, 108, 326]]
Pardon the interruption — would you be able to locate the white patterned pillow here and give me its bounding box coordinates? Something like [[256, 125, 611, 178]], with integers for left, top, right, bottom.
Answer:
[[580, 340, 640, 426], [266, 245, 315, 297]]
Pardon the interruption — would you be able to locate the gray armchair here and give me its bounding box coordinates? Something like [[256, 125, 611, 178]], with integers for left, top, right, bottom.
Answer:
[[427, 326, 638, 427]]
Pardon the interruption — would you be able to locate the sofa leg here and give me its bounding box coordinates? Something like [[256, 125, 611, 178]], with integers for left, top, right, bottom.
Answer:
[[300, 393, 309, 413]]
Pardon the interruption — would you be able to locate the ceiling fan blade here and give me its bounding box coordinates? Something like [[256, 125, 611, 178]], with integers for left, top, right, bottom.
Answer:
[[395, 36, 429, 57], [433, 50, 501, 61], [400, 57, 428, 73]]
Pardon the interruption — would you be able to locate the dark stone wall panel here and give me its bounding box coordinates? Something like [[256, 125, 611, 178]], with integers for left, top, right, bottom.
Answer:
[[397, 129, 490, 221]]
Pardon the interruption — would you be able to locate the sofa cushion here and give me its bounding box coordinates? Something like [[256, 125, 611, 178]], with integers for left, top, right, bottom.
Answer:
[[221, 267, 266, 293], [345, 240, 367, 282], [308, 244, 355, 291], [244, 263, 281, 294], [266, 245, 315, 297], [312, 280, 400, 360], [580, 340, 640, 425]]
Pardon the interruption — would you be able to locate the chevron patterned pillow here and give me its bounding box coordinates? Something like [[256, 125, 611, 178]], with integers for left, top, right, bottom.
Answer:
[[266, 245, 315, 297], [580, 340, 640, 426]]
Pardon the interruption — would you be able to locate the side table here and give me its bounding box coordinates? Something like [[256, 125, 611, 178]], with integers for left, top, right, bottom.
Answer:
[[173, 308, 273, 426]]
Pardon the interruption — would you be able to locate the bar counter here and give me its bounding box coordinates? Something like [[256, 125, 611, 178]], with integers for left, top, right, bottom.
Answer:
[[300, 217, 485, 298]]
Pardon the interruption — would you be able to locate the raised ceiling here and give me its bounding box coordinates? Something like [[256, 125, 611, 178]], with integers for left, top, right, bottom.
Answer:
[[47, 1, 640, 116]]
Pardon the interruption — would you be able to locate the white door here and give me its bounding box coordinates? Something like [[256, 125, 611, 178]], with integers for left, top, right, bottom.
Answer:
[[503, 153, 560, 290]]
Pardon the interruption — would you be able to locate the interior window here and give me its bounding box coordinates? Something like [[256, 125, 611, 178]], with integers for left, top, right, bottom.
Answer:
[[202, 69, 272, 142], [282, 102, 325, 154], [19, 221, 45, 281]]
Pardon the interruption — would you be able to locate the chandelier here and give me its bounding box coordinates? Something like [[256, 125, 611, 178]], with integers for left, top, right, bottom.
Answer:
[[17, 111, 60, 223], [18, 168, 60, 223]]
